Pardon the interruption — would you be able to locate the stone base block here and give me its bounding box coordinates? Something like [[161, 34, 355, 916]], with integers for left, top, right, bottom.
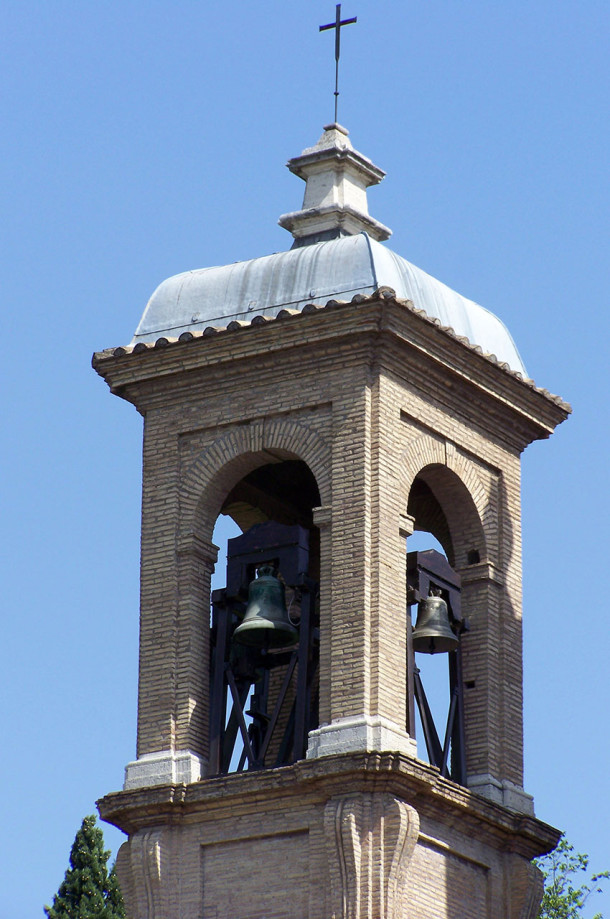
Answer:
[[123, 750, 205, 790], [468, 773, 535, 815], [307, 715, 418, 759]]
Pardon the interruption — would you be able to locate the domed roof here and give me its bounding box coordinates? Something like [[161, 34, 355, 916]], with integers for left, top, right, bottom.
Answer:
[[133, 233, 526, 375], [132, 125, 526, 376]]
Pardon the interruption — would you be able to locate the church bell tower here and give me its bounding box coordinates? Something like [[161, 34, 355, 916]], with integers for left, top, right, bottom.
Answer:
[[95, 121, 569, 918]]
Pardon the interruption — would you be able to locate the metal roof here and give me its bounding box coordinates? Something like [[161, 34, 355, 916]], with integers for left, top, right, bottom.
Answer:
[[133, 233, 527, 376]]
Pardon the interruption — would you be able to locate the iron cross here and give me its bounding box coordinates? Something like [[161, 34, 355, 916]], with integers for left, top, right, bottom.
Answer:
[[319, 4, 357, 124]]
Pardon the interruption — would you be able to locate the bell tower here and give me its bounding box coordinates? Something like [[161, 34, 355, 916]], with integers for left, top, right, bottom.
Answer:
[[95, 123, 569, 919]]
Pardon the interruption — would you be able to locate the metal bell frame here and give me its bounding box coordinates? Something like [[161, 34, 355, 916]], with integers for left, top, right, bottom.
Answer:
[[407, 550, 468, 786], [209, 522, 319, 776]]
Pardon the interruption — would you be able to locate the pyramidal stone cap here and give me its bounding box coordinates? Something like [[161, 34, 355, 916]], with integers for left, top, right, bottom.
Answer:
[[131, 127, 527, 377]]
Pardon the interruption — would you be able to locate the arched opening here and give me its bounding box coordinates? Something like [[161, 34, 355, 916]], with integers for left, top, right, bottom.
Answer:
[[220, 458, 321, 583], [223, 459, 321, 528], [407, 463, 486, 570], [407, 530, 451, 761], [406, 465, 486, 785], [208, 456, 322, 776], [407, 479, 453, 562]]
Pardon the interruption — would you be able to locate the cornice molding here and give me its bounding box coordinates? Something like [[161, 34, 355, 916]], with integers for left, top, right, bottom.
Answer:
[[92, 296, 569, 449], [97, 751, 560, 860]]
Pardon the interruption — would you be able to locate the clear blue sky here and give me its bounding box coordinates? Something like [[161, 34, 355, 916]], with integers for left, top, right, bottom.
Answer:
[[1, 2, 608, 917]]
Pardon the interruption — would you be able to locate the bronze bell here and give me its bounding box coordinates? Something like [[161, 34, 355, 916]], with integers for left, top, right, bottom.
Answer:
[[233, 564, 299, 649], [411, 588, 459, 654]]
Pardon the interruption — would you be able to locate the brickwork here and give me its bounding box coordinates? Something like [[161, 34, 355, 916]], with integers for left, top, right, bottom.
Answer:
[[387, 368, 528, 786], [99, 753, 558, 919], [201, 831, 310, 919], [94, 293, 568, 917]]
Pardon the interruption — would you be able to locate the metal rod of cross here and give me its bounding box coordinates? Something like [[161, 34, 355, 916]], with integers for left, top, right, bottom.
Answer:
[[319, 4, 357, 124]]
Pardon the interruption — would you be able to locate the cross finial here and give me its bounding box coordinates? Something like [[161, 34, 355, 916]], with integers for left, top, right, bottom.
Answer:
[[319, 4, 357, 124]]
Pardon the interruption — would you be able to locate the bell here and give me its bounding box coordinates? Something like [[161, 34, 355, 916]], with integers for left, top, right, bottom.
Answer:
[[233, 565, 299, 649], [411, 589, 459, 654]]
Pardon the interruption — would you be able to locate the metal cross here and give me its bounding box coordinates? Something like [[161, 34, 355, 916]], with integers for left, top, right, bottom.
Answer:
[[319, 4, 357, 124]]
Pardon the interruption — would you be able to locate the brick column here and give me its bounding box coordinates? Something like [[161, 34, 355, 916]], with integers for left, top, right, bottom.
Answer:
[[312, 504, 332, 727], [124, 410, 218, 789], [459, 562, 533, 814], [307, 372, 416, 759], [175, 534, 218, 764]]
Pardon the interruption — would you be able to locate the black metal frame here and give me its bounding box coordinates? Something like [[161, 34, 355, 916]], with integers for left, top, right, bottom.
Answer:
[[209, 522, 319, 776], [407, 550, 467, 785]]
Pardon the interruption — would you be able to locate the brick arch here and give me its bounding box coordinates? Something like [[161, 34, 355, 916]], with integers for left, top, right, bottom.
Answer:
[[398, 437, 489, 568], [179, 417, 331, 543]]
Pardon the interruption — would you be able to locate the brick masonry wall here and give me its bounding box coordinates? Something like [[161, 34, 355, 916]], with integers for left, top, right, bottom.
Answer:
[[95, 297, 567, 918], [127, 316, 533, 786], [382, 368, 526, 784], [105, 754, 552, 919]]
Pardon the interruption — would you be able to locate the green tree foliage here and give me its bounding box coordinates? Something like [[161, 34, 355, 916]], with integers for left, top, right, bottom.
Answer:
[[45, 815, 125, 919], [536, 835, 609, 919]]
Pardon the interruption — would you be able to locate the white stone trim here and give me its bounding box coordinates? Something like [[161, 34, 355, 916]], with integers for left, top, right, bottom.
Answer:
[[123, 751, 205, 790], [467, 773, 535, 815], [307, 715, 417, 759], [278, 124, 392, 243]]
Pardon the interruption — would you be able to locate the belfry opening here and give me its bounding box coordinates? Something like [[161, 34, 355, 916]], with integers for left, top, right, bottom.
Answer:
[[222, 459, 321, 542], [209, 457, 322, 777], [405, 465, 488, 787], [407, 464, 487, 571]]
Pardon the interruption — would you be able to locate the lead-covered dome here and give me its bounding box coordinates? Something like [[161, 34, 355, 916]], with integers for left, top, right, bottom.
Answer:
[[132, 125, 526, 376]]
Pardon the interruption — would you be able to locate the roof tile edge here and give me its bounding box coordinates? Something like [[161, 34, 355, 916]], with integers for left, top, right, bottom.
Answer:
[[93, 292, 572, 414]]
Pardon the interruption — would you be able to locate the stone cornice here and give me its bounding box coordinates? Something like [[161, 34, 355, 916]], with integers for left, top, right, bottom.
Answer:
[[286, 145, 386, 186], [97, 751, 560, 860], [92, 294, 570, 449]]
